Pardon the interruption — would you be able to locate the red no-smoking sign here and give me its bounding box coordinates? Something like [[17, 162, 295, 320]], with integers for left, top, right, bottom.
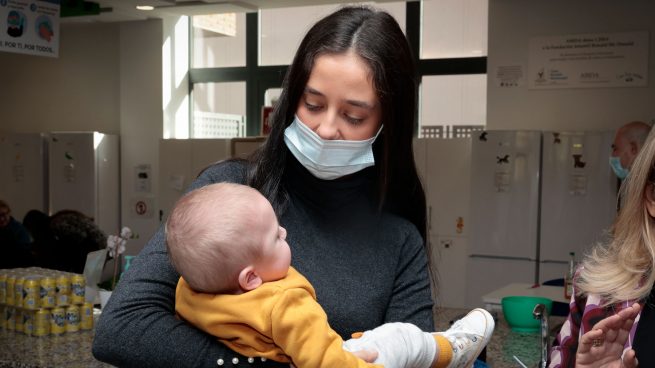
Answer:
[[135, 201, 147, 215]]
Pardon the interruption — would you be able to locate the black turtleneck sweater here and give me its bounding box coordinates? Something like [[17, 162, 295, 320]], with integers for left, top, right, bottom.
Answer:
[[93, 157, 434, 368]]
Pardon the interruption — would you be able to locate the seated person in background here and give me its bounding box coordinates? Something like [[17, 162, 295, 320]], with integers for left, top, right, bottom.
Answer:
[[50, 209, 107, 273], [548, 129, 655, 368], [0, 199, 33, 268], [22, 209, 56, 269], [168, 183, 494, 368]]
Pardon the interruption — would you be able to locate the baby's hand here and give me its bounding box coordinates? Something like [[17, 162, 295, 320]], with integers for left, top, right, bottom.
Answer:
[[343, 322, 435, 368]]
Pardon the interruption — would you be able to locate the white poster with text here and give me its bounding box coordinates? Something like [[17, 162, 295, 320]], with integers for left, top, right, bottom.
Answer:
[[528, 31, 648, 89], [0, 0, 59, 58]]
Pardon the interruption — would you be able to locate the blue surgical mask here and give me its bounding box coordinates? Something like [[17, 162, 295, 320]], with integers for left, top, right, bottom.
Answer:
[[609, 156, 629, 179], [283, 115, 382, 180]]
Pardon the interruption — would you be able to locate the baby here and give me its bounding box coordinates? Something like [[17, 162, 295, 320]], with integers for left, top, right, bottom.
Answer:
[[166, 182, 493, 368]]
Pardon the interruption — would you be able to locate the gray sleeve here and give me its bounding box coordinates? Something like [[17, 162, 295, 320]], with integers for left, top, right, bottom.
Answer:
[[92, 162, 288, 368], [384, 225, 435, 332]]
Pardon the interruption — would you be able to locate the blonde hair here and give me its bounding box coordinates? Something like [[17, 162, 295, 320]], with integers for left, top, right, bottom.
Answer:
[[577, 129, 655, 305], [166, 183, 268, 293]]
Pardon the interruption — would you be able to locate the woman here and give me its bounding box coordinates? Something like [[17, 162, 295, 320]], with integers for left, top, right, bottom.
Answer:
[[548, 130, 655, 367], [93, 6, 434, 367]]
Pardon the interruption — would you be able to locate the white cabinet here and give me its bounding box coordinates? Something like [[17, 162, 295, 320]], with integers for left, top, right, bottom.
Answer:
[[158, 139, 231, 222], [539, 131, 616, 282], [414, 138, 471, 308], [48, 132, 119, 235], [0, 133, 47, 221], [415, 131, 617, 309]]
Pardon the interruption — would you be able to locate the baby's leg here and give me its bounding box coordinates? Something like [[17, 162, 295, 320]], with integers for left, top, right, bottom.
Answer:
[[433, 308, 494, 368], [343, 308, 494, 368]]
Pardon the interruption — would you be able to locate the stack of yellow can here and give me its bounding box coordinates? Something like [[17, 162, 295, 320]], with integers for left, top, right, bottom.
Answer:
[[0, 267, 94, 336]]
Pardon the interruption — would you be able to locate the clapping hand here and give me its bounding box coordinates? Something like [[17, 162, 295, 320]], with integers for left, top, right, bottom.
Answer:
[[575, 303, 640, 368]]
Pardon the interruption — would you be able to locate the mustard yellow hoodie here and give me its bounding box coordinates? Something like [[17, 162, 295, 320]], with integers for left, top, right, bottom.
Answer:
[[175, 267, 382, 368]]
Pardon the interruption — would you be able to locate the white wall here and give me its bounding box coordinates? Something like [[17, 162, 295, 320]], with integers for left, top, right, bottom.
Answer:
[[487, 0, 655, 131], [119, 20, 163, 254], [0, 23, 120, 133]]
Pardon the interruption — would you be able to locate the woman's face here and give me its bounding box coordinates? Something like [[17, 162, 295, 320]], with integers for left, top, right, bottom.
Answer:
[[645, 182, 655, 218], [296, 51, 382, 141]]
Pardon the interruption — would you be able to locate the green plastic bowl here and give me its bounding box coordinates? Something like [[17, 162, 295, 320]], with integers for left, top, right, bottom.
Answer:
[[501, 296, 553, 332]]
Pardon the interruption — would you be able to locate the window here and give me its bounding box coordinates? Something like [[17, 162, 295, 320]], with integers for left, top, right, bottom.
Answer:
[[259, 3, 405, 66], [192, 13, 246, 68], [192, 82, 246, 138], [420, 74, 486, 138], [417, 0, 488, 137], [421, 0, 487, 59]]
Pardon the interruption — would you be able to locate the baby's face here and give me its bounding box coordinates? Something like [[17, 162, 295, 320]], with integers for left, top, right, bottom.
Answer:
[[254, 199, 291, 282]]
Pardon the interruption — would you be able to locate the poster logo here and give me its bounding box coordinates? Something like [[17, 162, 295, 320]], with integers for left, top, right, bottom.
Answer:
[[1, 0, 60, 57], [7, 10, 25, 37]]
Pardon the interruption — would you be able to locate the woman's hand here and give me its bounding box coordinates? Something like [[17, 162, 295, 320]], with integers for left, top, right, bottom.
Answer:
[[575, 303, 640, 368]]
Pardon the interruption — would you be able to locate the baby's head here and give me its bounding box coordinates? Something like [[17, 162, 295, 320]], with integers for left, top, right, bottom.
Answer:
[[166, 183, 291, 294]]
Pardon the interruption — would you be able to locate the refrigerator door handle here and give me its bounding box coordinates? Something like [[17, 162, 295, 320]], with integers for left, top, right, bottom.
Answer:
[[539, 259, 568, 264], [469, 254, 535, 262]]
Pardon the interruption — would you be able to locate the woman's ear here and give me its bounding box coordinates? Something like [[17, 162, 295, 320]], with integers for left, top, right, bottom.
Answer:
[[238, 266, 263, 292], [645, 183, 655, 218]]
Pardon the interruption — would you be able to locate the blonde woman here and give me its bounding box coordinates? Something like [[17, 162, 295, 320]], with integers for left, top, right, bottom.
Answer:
[[548, 130, 655, 368]]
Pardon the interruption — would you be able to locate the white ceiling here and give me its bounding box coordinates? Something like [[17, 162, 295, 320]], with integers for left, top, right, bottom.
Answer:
[[61, 0, 398, 23]]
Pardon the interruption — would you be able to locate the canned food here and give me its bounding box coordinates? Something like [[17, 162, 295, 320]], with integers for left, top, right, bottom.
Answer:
[[6, 274, 16, 306], [0, 272, 6, 304], [39, 277, 56, 308], [23, 310, 34, 335], [56, 274, 71, 306], [65, 305, 80, 333], [0, 305, 5, 329], [23, 276, 41, 310], [71, 274, 85, 305], [14, 308, 23, 333], [33, 309, 50, 337], [6, 307, 16, 331], [50, 307, 66, 335], [14, 276, 25, 307], [80, 302, 94, 330]]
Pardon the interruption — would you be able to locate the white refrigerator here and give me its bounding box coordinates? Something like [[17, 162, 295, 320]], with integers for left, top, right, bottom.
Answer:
[[414, 138, 472, 308], [466, 130, 542, 307], [466, 130, 617, 307], [48, 132, 120, 236], [0, 133, 47, 221], [539, 131, 617, 282]]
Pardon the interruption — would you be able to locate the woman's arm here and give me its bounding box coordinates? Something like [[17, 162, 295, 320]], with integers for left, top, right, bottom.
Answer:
[[93, 226, 231, 367], [548, 270, 590, 368], [384, 224, 434, 331], [92, 162, 288, 367]]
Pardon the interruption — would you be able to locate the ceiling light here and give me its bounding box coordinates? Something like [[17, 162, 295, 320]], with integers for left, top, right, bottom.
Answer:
[[136, 5, 154, 11]]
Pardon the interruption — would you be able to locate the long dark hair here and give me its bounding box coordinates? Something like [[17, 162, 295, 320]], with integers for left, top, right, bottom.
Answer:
[[247, 6, 426, 243]]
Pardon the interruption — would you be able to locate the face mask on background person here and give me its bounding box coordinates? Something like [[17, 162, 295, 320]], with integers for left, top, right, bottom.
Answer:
[[609, 156, 629, 180], [284, 115, 382, 180]]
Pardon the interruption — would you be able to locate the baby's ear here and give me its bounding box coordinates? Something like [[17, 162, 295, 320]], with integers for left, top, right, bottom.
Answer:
[[238, 266, 263, 291]]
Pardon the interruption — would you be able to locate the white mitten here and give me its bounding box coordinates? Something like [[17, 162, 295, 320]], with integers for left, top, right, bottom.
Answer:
[[343, 322, 436, 368]]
